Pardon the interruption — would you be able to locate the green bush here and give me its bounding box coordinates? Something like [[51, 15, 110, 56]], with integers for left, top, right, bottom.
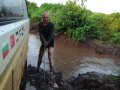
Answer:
[[111, 33, 120, 46], [67, 27, 86, 41]]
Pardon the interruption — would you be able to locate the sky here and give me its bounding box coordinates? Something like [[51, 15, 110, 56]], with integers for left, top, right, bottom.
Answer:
[[27, 0, 120, 14]]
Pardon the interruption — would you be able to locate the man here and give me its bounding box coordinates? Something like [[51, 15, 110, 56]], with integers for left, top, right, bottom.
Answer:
[[37, 12, 54, 70]]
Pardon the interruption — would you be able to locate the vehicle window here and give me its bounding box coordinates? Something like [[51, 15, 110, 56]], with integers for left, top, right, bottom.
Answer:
[[0, 0, 23, 21]]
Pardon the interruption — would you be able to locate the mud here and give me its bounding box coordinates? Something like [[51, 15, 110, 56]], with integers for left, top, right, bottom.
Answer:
[[20, 65, 120, 90]]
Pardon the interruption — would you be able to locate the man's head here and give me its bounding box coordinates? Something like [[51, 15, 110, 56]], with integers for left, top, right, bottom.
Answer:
[[42, 12, 49, 24]]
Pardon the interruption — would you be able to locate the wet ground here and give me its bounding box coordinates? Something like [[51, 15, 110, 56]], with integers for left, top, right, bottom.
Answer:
[[24, 33, 120, 90]]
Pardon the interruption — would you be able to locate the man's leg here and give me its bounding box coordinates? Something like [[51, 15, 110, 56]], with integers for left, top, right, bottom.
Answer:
[[37, 45, 46, 69], [48, 47, 54, 70]]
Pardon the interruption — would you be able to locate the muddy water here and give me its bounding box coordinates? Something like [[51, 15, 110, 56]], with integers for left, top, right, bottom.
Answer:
[[27, 34, 120, 79]]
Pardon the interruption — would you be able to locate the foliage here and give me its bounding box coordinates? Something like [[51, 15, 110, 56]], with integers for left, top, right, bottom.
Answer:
[[26, 1, 40, 22], [67, 27, 85, 41], [111, 33, 120, 46], [109, 13, 120, 35], [60, 1, 86, 29]]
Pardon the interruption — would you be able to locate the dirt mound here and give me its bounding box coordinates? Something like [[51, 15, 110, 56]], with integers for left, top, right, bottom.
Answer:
[[20, 65, 120, 90]]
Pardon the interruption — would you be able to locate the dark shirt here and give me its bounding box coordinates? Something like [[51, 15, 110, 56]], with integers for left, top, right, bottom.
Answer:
[[38, 21, 54, 45]]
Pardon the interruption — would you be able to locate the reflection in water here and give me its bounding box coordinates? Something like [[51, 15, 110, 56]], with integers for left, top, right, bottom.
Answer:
[[27, 34, 120, 79], [27, 34, 40, 67]]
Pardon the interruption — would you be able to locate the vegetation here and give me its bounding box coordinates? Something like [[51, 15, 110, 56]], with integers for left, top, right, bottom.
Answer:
[[27, 0, 120, 46]]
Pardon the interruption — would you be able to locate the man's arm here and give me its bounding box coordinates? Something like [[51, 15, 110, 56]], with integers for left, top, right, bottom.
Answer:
[[38, 23, 47, 46], [47, 23, 54, 44]]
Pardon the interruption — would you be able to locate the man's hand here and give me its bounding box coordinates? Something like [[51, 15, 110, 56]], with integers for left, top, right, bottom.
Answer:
[[43, 41, 48, 47]]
